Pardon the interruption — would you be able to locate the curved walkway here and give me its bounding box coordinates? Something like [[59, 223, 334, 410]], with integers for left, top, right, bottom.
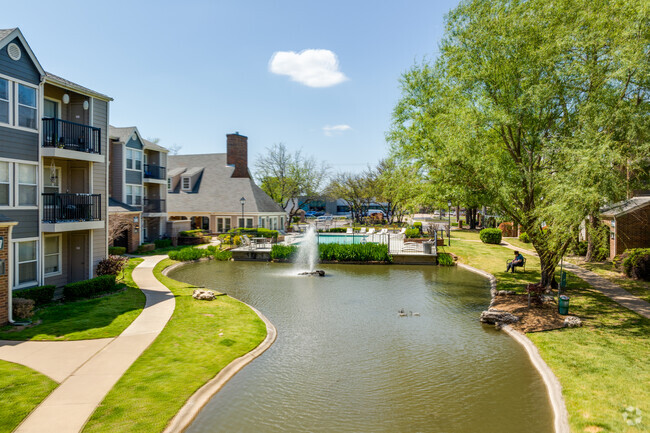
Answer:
[[502, 241, 650, 319], [11, 255, 175, 433]]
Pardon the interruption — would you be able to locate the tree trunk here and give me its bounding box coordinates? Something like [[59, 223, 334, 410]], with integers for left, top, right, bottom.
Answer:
[[585, 213, 599, 262]]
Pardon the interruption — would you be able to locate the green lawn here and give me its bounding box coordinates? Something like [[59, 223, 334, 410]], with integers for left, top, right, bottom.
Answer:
[[502, 236, 535, 252], [446, 236, 650, 433], [0, 258, 145, 341], [568, 259, 650, 304], [83, 258, 268, 433], [0, 360, 58, 433]]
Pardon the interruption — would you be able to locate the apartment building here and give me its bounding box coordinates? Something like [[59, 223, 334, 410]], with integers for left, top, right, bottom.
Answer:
[[109, 126, 168, 251], [0, 28, 111, 321]]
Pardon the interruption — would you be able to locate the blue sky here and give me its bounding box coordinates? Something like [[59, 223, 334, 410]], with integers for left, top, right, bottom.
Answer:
[[4, 0, 459, 174]]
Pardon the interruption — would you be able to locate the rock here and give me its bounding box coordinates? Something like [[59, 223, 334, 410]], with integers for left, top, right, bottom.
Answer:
[[192, 289, 216, 301], [298, 270, 325, 276], [480, 309, 519, 325], [563, 316, 582, 328], [496, 290, 517, 296], [494, 322, 502, 330]]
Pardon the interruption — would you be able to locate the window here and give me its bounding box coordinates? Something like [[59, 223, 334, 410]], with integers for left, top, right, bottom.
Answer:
[[167, 177, 172, 191], [0, 78, 8, 124], [17, 84, 37, 129], [134, 150, 142, 170], [44, 235, 61, 276], [126, 149, 142, 170], [43, 166, 61, 195], [224, 218, 231, 231], [182, 177, 190, 190], [217, 218, 223, 232], [246, 218, 253, 228], [126, 184, 142, 206], [18, 163, 36, 206], [16, 240, 37, 286], [238, 218, 244, 228], [0, 161, 9, 206], [259, 217, 264, 228]]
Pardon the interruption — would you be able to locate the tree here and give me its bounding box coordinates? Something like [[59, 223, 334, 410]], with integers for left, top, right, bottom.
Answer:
[[254, 143, 329, 230], [388, 0, 650, 288], [368, 158, 421, 224], [326, 172, 374, 223], [108, 214, 133, 246]]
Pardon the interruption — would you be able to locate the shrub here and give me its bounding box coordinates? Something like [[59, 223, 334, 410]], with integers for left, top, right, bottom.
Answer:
[[228, 228, 279, 239], [518, 232, 531, 243], [108, 246, 126, 255], [405, 228, 421, 238], [479, 228, 502, 244], [271, 245, 298, 260], [413, 222, 422, 233], [319, 243, 392, 263], [137, 243, 155, 253], [96, 255, 129, 276], [497, 222, 517, 237], [572, 241, 588, 256], [622, 248, 650, 281], [154, 239, 172, 249], [213, 249, 232, 261], [179, 229, 204, 238], [168, 247, 209, 261], [13, 285, 55, 307], [232, 235, 242, 246], [13, 298, 34, 320], [292, 216, 300, 223], [328, 228, 347, 233], [63, 275, 118, 301], [437, 253, 455, 266]]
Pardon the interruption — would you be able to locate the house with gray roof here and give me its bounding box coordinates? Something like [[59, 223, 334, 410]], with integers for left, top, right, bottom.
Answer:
[[601, 196, 650, 259], [167, 133, 286, 232]]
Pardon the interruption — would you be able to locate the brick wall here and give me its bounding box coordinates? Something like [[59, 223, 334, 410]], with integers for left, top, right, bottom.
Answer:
[[0, 226, 9, 325], [613, 205, 650, 258], [226, 133, 249, 178]]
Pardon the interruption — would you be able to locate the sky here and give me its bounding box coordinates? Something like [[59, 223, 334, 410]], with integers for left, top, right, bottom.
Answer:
[[3, 0, 460, 175]]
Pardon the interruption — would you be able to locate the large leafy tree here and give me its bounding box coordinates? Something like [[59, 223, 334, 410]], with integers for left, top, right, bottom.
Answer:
[[255, 143, 329, 230], [389, 0, 649, 287]]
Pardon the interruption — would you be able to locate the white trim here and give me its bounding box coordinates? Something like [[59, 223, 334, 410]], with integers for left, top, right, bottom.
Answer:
[[0, 71, 40, 89], [0, 161, 12, 207], [41, 220, 105, 233], [104, 98, 109, 260], [0, 157, 38, 165], [16, 162, 38, 207], [0, 29, 46, 77], [14, 82, 38, 131], [89, 229, 93, 279], [7, 225, 14, 322], [0, 76, 10, 126], [43, 233, 62, 277], [13, 238, 39, 289], [43, 96, 62, 118]]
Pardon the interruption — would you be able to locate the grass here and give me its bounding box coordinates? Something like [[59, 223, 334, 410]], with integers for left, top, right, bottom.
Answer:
[[0, 258, 145, 341], [446, 234, 650, 433], [502, 236, 535, 252], [135, 243, 208, 256], [0, 360, 58, 433], [83, 258, 268, 433], [567, 258, 650, 304]]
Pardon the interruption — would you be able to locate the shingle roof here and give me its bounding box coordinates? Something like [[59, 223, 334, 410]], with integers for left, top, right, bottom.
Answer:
[[0, 29, 16, 41], [167, 153, 285, 214], [601, 196, 650, 218], [109, 126, 138, 143], [142, 139, 168, 153], [45, 72, 112, 101], [108, 198, 141, 213]]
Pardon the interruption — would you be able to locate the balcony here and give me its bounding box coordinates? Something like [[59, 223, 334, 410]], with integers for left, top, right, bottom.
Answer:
[[42, 193, 104, 232], [144, 198, 166, 214], [144, 164, 166, 181], [41, 118, 104, 163]]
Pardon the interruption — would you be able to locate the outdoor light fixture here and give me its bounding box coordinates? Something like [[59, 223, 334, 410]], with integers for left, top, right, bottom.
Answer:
[[83, 100, 89, 110], [240, 197, 246, 228], [62, 93, 70, 104]]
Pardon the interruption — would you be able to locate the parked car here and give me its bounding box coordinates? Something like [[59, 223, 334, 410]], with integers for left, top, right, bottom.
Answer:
[[316, 215, 333, 222], [305, 211, 317, 218], [314, 211, 325, 217]]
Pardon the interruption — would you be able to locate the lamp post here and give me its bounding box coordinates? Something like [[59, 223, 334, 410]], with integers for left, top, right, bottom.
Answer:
[[447, 200, 452, 246], [240, 197, 246, 228]]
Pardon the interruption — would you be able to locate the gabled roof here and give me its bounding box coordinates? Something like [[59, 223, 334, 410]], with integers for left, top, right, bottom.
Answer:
[[601, 196, 650, 218], [0, 28, 45, 77], [44, 72, 112, 102], [109, 126, 141, 144], [108, 198, 141, 214], [167, 153, 285, 214], [142, 139, 168, 153]]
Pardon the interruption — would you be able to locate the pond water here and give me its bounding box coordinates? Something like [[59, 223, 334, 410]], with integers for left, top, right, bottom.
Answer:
[[169, 261, 553, 433]]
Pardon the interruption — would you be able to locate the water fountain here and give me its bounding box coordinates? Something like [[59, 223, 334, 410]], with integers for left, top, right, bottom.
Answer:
[[294, 225, 325, 276]]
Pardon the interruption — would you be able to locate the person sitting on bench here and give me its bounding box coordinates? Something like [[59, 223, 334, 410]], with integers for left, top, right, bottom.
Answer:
[[507, 251, 525, 273]]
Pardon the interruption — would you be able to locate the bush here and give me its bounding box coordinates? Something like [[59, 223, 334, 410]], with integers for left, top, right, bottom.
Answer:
[[479, 228, 502, 244], [497, 222, 517, 237], [108, 246, 126, 255], [228, 228, 279, 239], [328, 228, 347, 233], [63, 275, 118, 301], [13, 298, 34, 320], [154, 239, 172, 249], [137, 243, 155, 253], [96, 255, 129, 276], [572, 241, 588, 256], [270, 245, 298, 260], [179, 229, 204, 238], [405, 228, 421, 238], [518, 232, 531, 243], [213, 249, 232, 261], [168, 247, 210, 261], [319, 243, 392, 263], [622, 248, 650, 281], [13, 285, 55, 307], [413, 222, 422, 233], [437, 253, 455, 266]]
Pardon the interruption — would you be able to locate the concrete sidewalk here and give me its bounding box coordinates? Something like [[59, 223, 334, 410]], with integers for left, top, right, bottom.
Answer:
[[501, 241, 650, 320], [14, 255, 174, 433]]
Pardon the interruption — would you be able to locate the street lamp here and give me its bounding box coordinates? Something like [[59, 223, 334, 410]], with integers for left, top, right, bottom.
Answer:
[[240, 197, 246, 228], [447, 200, 452, 246]]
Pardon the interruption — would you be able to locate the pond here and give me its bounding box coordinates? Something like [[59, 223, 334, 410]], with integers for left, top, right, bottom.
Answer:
[[169, 261, 553, 433]]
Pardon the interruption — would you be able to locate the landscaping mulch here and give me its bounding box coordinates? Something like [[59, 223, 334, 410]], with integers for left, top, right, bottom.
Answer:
[[491, 294, 567, 333]]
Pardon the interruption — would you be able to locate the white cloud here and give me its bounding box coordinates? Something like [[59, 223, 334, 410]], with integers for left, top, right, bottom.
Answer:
[[323, 124, 352, 136], [269, 49, 348, 88]]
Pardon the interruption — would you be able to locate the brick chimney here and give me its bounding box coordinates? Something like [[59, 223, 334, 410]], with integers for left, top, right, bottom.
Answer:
[[226, 132, 249, 178]]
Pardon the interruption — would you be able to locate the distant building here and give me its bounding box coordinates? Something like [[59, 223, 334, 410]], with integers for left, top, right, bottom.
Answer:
[[167, 133, 286, 232], [601, 196, 650, 260]]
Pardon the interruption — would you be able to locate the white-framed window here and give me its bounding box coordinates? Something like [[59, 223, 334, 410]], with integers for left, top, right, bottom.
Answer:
[[16, 240, 38, 287], [126, 149, 142, 170], [246, 218, 253, 228], [17, 83, 37, 129], [126, 184, 142, 206], [43, 166, 61, 195], [182, 177, 191, 191], [0, 161, 10, 206], [167, 177, 172, 191], [238, 218, 244, 228], [43, 234, 62, 276], [0, 78, 9, 124], [17, 163, 37, 206]]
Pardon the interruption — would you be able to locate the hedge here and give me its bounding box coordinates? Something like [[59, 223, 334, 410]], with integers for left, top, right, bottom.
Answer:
[[479, 228, 502, 244], [154, 239, 172, 249], [63, 275, 118, 301], [622, 248, 650, 281], [518, 232, 531, 243], [271, 245, 298, 260], [108, 246, 126, 255], [405, 228, 421, 238], [228, 228, 279, 239], [13, 285, 55, 307], [179, 229, 204, 238], [437, 253, 455, 266], [319, 243, 392, 262]]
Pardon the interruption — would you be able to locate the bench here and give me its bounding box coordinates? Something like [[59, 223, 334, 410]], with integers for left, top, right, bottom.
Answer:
[[506, 257, 527, 272]]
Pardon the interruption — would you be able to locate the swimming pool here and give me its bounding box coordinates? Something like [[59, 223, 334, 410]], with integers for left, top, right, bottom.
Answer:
[[316, 233, 369, 244]]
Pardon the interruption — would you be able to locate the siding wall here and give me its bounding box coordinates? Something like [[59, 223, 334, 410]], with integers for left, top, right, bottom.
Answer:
[[2, 209, 37, 238], [110, 141, 123, 201], [43, 232, 69, 287], [91, 98, 109, 273], [125, 170, 142, 185], [0, 37, 40, 84], [0, 127, 38, 161]]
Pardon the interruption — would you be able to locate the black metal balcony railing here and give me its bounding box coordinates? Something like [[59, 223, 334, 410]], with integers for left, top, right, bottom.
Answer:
[[42, 118, 101, 154], [144, 198, 166, 213], [144, 164, 166, 180], [42, 193, 102, 223]]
